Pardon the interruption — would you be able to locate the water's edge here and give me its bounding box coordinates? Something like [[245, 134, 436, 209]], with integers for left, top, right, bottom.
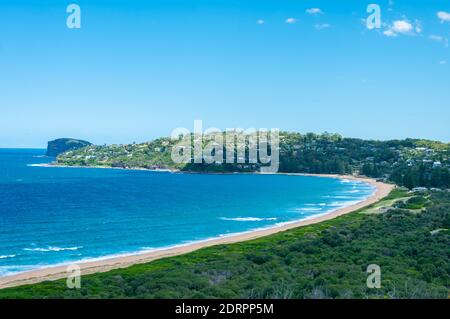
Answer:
[[0, 167, 382, 281]]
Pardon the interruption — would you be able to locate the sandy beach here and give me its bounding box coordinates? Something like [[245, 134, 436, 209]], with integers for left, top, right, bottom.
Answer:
[[0, 174, 394, 289]]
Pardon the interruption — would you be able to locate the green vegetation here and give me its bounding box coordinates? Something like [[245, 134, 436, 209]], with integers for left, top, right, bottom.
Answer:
[[1, 189, 448, 299], [56, 132, 450, 189], [42, 133, 450, 299], [397, 195, 430, 210], [46, 138, 91, 157]]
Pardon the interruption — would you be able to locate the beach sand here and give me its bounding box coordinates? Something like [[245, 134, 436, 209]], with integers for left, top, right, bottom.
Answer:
[[0, 174, 394, 289]]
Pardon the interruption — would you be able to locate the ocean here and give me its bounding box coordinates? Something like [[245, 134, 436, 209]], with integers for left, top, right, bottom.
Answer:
[[0, 148, 374, 277]]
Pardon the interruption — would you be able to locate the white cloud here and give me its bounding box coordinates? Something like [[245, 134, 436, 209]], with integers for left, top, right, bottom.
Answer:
[[437, 11, 450, 23], [256, 19, 265, 25], [314, 23, 330, 30], [383, 29, 397, 37], [392, 20, 413, 33], [383, 19, 421, 37], [285, 18, 298, 24], [414, 21, 422, 33], [306, 8, 323, 15], [429, 35, 449, 47], [429, 34, 444, 41]]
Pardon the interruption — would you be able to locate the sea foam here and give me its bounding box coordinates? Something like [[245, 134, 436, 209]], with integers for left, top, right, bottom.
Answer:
[[0, 255, 16, 259], [23, 246, 83, 252], [295, 207, 322, 212], [219, 217, 277, 222]]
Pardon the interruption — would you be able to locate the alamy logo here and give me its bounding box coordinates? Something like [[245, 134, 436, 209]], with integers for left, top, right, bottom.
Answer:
[[366, 4, 381, 29], [171, 120, 280, 173], [66, 4, 81, 29], [366, 264, 381, 289], [66, 264, 81, 289]]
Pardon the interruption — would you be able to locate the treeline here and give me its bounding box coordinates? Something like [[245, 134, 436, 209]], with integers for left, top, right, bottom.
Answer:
[[276, 134, 450, 189]]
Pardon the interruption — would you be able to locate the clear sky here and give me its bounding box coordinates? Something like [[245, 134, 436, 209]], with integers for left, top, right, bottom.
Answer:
[[0, 0, 449, 148]]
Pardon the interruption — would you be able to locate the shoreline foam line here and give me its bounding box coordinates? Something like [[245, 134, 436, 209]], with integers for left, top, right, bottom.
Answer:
[[0, 174, 394, 289]]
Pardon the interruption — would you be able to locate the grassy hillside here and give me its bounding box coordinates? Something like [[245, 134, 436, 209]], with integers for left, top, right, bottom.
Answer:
[[1, 189, 449, 299], [56, 132, 450, 189]]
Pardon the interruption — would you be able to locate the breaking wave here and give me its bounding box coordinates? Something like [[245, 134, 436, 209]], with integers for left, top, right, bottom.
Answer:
[[219, 217, 278, 222], [0, 255, 16, 259], [23, 246, 83, 252], [295, 207, 322, 212]]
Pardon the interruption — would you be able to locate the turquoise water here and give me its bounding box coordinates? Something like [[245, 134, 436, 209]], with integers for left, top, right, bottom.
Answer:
[[0, 149, 374, 277]]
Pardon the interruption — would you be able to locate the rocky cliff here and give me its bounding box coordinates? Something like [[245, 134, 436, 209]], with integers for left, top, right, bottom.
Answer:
[[46, 138, 92, 157]]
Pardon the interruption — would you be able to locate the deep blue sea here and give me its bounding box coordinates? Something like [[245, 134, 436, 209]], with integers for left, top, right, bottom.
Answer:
[[0, 149, 374, 277]]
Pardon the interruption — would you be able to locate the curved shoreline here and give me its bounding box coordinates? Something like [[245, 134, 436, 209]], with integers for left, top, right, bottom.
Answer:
[[0, 174, 394, 289]]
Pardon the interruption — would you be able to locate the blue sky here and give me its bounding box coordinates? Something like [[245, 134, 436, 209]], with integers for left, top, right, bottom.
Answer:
[[0, 0, 449, 147]]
